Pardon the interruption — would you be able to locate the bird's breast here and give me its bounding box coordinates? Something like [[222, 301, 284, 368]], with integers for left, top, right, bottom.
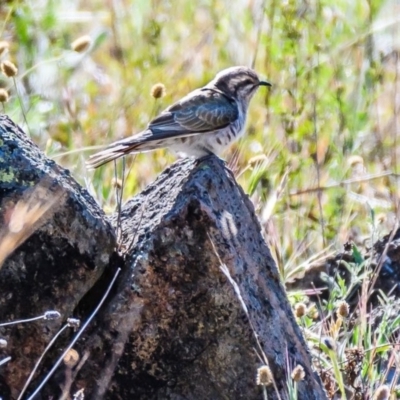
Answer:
[[203, 116, 245, 155]]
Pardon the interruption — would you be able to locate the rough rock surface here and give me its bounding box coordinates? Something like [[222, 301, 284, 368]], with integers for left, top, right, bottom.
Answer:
[[0, 116, 326, 399], [0, 116, 116, 399], [73, 157, 326, 400]]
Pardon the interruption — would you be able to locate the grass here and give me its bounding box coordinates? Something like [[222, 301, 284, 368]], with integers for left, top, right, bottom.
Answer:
[[1, 0, 400, 398]]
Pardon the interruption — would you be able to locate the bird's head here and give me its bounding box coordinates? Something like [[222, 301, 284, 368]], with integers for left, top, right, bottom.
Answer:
[[210, 66, 271, 104]]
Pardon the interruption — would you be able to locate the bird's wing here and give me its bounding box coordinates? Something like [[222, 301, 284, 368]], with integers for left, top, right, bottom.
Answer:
[[86, 89, 238, 169], [147, 88, 239, 137]]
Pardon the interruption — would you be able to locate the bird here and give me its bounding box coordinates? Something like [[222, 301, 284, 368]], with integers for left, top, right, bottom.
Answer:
[[86, 66, 271, 169]]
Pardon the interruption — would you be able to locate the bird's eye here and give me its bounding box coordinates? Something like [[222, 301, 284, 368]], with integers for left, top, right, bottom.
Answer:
[[244, 79, 253, 85]]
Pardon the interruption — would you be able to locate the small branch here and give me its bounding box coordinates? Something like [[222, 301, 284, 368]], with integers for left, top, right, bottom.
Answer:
[[26, 267, 121, 400], [289, 171, 396, 196]]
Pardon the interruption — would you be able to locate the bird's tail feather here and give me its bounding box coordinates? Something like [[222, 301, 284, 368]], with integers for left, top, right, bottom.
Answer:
[[86, 129, 200, 169], [86, 138, 160, 169]]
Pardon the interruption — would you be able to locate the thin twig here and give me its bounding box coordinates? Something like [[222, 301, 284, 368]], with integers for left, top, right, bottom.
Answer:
[[59, 350, 90, 400], [114, 157, 125, 251], [323, 341, 400, 373], [367, 219, 399, 299], [207, 234, 282, 400], [5, 55, 64, 91], [119, 158, 126, 244], [17, 324, 70, 400], [26, 267, 121, 400], [311, 91, 326, 247], [289, 171, 395, 196], [0, 313, 54, 327], [0, 356, 11, 367], [51, 145, 107, 159], [251, 0, 267, 69], [392, 50, 400, 214], [12, 77, 31, 137]]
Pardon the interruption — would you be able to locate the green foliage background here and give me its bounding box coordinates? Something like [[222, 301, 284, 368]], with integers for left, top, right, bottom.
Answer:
[[1, 0, 399, 281], [2, 0, 400, 397]]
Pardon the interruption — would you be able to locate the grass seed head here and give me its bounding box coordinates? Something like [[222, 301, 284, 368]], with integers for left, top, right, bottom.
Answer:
[[71, 35, 92, 53], [44, 310, 61, 321], [336, 300, 349, 318], [294, 302, 306, 318], [1, 60, 17, 77], [374, 385, 390, 400], [63, 348, 80, 368], [67, 318, 81, 329], [256, 365, 273, 386], [0, 88, 9, 102], [291, 365, 305, 382], [151, 83, 166, 99]]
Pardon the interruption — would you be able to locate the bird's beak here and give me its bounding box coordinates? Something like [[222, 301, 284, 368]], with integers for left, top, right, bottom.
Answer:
[[258, 80, 272, 87]]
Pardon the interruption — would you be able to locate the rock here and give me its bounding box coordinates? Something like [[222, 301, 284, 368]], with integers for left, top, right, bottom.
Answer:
[[0, 116, 325, 399], [0, 115, 116, 399], [74, 157, 326, 400]]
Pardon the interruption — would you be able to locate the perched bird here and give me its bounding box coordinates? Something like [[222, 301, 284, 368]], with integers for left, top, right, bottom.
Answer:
[[86, 66, 271, 169]]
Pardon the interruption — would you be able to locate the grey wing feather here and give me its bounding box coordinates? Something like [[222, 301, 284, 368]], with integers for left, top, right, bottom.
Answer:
[[148, 88, 238, 136], [86, 89, 238, 169]]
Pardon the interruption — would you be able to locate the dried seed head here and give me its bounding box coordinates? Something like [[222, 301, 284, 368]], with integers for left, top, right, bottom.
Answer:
[[373, 385, 390, 400], [63, 348, 80, 368], [291, 365, 305, 382], [111, 177, 123, 189], [347, 155, 364, 167], [44, 310, 61, 321], [256, 365, 273, 386], [0, 88, 9, 103], [1, 60, 18, 77], [151, 83, 166, 99], [294, 302, 306, 318], [336, 300, 349, 318], [71, 35, 92, 53], [319, 368, 336, 398], [0, 41, 9, 56], [67, 318, 81, 329], [344, 347, 364, 387], [0, 338, 8, 348]]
